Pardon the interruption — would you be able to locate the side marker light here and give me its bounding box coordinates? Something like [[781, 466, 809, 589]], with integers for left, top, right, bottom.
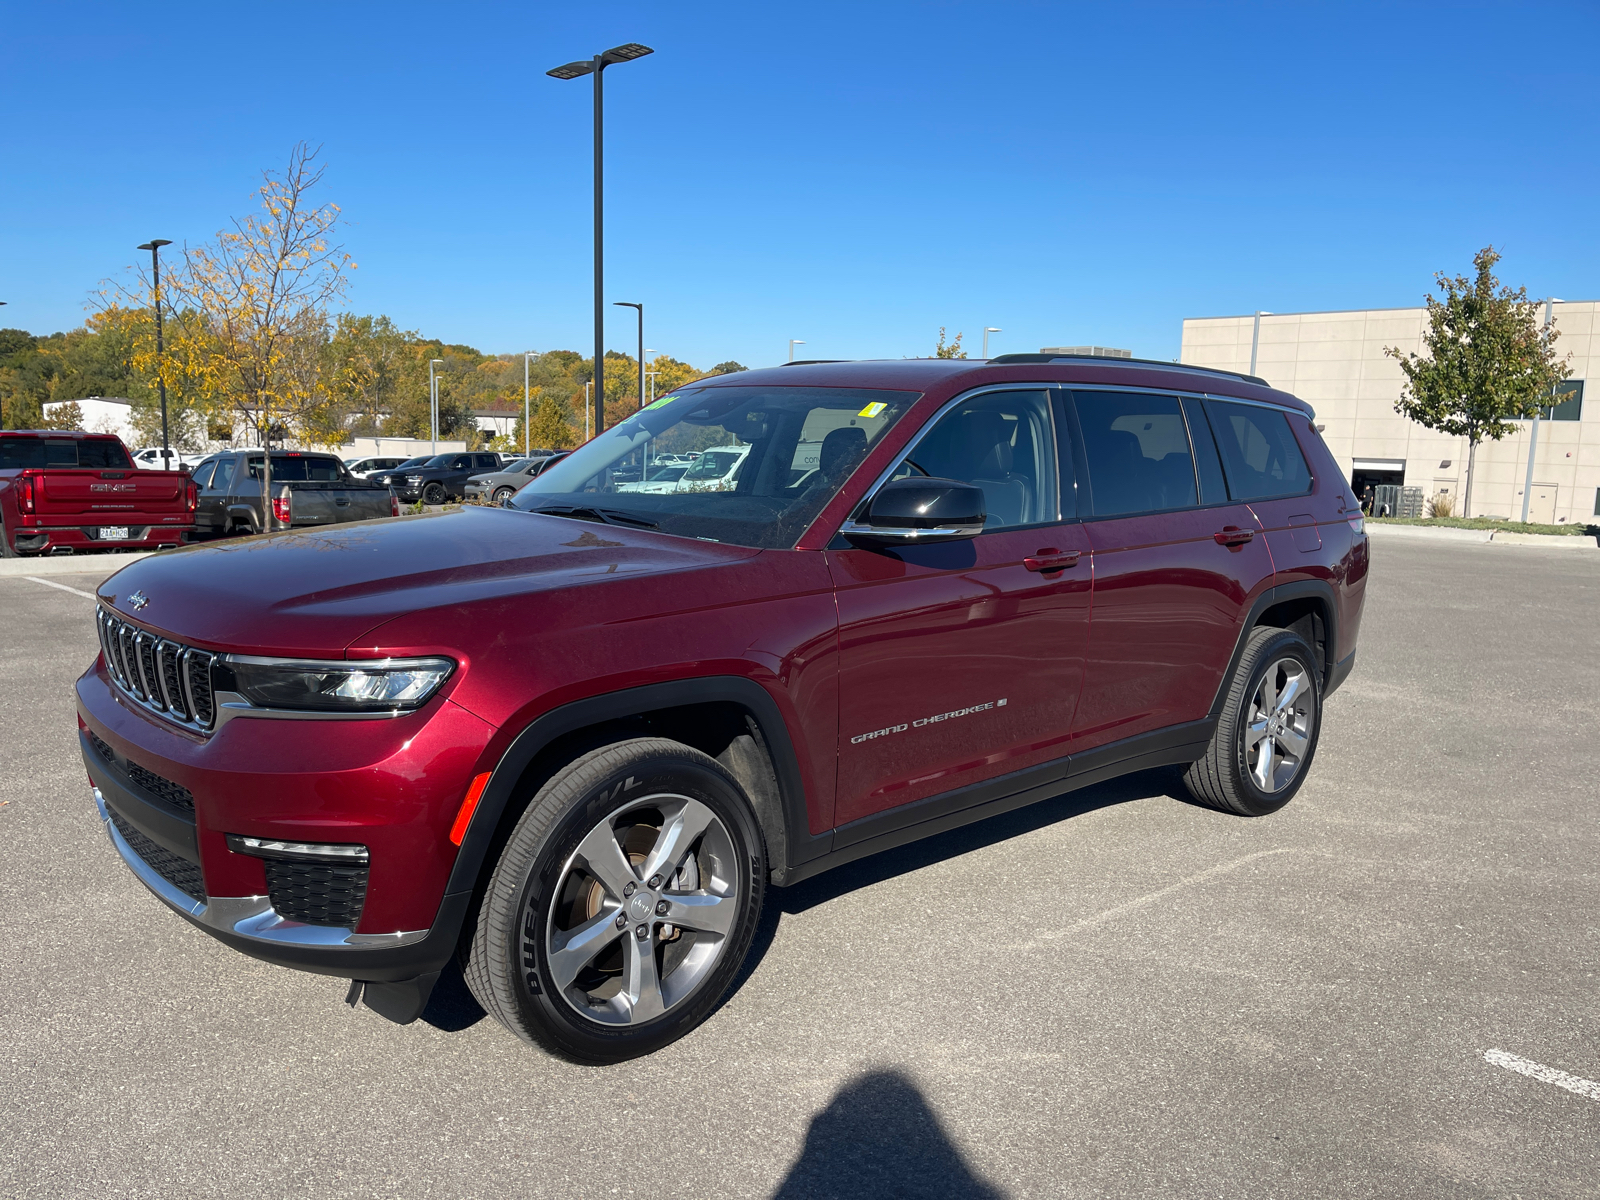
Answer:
[[450, 772, 491, 846]]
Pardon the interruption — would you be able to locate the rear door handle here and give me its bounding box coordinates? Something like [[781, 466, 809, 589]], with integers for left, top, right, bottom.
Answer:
[[1213, 526, 1254, 546], [1024, 549, 1081, 572]]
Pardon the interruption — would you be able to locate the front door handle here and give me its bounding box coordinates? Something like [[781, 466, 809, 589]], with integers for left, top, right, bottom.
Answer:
[[1213, 526, 1255, 546], [1024, 549, 1081, 572]]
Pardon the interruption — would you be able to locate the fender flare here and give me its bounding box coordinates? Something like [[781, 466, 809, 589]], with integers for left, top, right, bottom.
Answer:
[[1208, 578, 1341, 721], [444, 676, 823, 899]]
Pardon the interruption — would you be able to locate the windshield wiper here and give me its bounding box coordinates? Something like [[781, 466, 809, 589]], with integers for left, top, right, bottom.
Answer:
[[532, 505, 659, 530]]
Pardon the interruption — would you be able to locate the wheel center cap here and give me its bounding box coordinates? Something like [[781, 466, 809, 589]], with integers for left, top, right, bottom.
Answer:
[[627, 891, 656, 923]]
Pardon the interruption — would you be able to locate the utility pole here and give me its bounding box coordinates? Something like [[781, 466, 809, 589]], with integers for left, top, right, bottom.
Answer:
[[548, 43, 654, 441], [138, 240, 174, 463]]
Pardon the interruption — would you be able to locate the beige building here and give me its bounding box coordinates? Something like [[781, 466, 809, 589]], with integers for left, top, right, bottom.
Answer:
[[1180, 304, 1598, 525]]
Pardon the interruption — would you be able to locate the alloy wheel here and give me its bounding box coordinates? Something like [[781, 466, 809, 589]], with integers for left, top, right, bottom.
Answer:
[[539, 794, 741, 1027], [1243, 656, 1317, 793]]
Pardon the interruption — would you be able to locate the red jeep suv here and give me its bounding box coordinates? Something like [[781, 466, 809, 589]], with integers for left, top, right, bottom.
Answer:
[[77, 356, 1367, 1062]]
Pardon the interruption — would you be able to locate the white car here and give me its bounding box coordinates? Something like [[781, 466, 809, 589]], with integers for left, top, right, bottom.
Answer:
[[617, 445, 749, 494], [131, 447, 201, 470], [345, 456, 410, 479]]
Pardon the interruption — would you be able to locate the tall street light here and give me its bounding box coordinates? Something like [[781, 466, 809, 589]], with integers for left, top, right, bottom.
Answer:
[[614, 301, 643, 409], [429, 358, 444, 454], [982, 327, 1001, 359], [789, 339, 805, 362], [548, 42, 654, 438], [138, 240, 174, 462], [523, 351, 540, 456], [0, 301, 7, 428], [1248, 310, 1272, 376], [1520, 297, 1563, 524]]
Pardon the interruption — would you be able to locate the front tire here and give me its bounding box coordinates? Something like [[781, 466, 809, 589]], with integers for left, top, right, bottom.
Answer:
[[1183, 626, 1322, 816], [464, 738, 766, 1062], [422, 482, 447, 506], [493, 486, 515, 505]]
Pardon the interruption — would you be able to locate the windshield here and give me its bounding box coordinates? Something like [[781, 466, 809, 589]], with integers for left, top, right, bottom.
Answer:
[[502, 458, 537, 473], [397, 456, 430, 469], [511, 384, 919, 548]]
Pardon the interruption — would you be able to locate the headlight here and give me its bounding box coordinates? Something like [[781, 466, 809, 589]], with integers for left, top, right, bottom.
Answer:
[[406, 475, 424, 484], [217, 656, 455, 712]]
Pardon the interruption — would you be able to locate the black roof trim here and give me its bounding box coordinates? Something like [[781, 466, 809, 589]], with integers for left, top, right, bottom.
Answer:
[[777, 359, 848, 366], [987, 353, 1269, 388]]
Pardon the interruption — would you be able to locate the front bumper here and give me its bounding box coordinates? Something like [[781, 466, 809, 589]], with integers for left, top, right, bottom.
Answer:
[[77, 661, 494, 982]]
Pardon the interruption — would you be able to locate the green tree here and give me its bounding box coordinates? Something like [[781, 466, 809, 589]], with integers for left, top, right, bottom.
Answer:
[[1385, 246, 1568, 516], [934, 327, 966, 358], [710, 360, 746, 375], [522, 390, 576, 450]]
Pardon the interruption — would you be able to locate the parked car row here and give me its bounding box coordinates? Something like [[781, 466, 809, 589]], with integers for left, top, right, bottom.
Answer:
[[464, 452, 570, 504]]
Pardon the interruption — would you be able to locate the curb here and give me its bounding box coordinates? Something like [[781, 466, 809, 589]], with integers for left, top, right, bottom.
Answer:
[[1366, 523, 1596, 549], [0, 551, 156, 579]]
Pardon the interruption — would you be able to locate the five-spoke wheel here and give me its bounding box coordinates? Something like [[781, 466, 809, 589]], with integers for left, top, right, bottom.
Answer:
[[464, 738, 765, 1062]]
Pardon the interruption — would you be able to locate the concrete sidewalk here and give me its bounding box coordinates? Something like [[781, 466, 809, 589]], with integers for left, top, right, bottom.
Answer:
[[0, 551, 157, 579], [1366, 521, 1597, 549]]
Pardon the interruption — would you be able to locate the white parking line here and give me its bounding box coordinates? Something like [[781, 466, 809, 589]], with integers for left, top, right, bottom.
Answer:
[[24, 576, 96, 600], [1045, 848, 1301, 940], [1485, 1049, 1600, 1103]]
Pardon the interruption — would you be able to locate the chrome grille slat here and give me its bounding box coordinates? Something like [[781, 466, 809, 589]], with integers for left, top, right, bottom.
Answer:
[[97, 607, 215, 733]]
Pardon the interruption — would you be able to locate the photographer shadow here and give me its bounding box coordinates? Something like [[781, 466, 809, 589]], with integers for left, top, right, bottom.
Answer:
[[772, 1069, 1004, 1199]]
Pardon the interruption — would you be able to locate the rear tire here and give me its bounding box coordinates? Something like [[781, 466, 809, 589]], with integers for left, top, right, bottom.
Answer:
[[464, 738, 766, 1063], [1183, 626, 1322, 817], [0, 518, 16, 558]]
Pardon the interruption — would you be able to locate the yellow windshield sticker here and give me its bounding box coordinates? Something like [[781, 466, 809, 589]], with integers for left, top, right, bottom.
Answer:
[[857, 401, 888, 418]]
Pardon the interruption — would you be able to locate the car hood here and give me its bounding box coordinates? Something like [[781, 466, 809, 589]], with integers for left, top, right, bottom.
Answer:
[[96, 507, 761, 657]]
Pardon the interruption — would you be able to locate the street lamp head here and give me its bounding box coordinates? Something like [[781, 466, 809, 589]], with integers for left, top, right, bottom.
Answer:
[[601, 43, 653, 65], [137, 239, 173, 251], [547, 60, 595, 80], [613, 301, 641, 310], [985, 327, 1001, 333]]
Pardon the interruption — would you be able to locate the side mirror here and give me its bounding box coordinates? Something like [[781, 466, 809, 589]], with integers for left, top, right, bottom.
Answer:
[[841, 477, 986, 545]]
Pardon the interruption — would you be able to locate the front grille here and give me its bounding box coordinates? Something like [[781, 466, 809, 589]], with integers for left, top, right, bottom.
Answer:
[[88, 730, 116, 766], [97, 608, 217, 733], [124, 759, 196, 815], [108, 809, 206, 902], [264, 860, 369, 928]]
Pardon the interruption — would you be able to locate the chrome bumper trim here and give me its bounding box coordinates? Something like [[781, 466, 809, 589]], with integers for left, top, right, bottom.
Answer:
[[94, 787, 428, 950]]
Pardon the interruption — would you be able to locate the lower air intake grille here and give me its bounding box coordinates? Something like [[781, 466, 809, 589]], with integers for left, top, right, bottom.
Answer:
[[124, 760, 196, 815], [107, 809, 206, 902], [263, 860, 369, 928], [88, 730, 116, 766]]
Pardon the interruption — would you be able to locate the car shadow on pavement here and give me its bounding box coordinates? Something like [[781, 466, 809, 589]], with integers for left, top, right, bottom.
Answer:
[[724, 767, 1187, 1009], [771, 1069, 1005, 1199], [418, 959, 486, 1032]]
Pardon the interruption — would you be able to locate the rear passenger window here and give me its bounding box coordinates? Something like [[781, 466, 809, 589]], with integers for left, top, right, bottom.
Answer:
[[1072, 392, 1197, 517], [1205, 400, 1312, 499]]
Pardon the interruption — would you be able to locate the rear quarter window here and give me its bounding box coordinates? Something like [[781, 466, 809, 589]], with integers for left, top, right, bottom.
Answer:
[[1204, 400, 1312, 500], [0, 437, 132, 469]]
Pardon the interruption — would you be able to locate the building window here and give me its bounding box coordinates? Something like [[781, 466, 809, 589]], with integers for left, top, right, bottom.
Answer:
[[1542, 380, 1583, 421]]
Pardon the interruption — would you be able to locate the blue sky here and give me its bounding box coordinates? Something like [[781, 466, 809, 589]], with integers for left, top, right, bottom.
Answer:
[[4, 1, 1597, 368]]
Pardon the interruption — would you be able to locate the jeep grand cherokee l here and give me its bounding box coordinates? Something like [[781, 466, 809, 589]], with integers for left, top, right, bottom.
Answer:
[[77, 355, 1367, 1062]]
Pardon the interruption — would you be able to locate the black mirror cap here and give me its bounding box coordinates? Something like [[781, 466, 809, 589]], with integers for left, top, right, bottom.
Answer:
[[866, 477, 986, 529]]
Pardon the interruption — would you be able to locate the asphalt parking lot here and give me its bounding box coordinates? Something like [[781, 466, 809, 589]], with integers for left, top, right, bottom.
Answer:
[[2, 538, 1597, 1198]]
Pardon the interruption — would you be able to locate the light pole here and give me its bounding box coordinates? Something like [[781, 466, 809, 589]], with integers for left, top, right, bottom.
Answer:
[[0, 301, 6, 428], [1248, 310, 1271, 376], [614, 301, 644, 410], [645, 348, 657, 406], [523, 351, 540, 457], [789, 339, 805, 362], [982, 327, 1001, 359], [429, 358, 444, 454], [583, 382, 593, 441], [1520, 298, 1562, 524], [548, 43, 654, 439], [138, 240, 174, 463]]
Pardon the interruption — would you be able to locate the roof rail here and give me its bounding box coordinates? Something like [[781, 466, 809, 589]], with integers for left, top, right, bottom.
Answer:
[[987, 353, 1269, 388], [777, 359, 847, 366]]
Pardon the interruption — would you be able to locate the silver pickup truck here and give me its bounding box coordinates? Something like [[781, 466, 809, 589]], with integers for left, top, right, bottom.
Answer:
[[189, 450, 397, 537]]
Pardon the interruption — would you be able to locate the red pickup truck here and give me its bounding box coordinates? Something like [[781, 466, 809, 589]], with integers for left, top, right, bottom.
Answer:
[[0, 431, 196, 557]]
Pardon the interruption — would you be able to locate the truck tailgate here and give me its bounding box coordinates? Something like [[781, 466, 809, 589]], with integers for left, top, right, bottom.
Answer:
[[34, 469, 190, 520], [277, 482, 393, 527]]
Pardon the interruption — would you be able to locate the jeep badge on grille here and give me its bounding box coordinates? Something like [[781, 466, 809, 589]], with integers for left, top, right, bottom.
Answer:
[[129, 591, 149, 610]]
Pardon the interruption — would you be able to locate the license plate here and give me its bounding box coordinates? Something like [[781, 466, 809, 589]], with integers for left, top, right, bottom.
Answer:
[[98, 526, 131, 541]]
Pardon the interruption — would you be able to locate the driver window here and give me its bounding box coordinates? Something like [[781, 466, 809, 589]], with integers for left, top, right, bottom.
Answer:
[[891, 390, 1058, 529]]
